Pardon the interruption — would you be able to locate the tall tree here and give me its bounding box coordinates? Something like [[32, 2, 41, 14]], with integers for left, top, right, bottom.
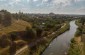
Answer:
[[3, 12, 12, 26], [25, 27, 37, 41], [36, 28, 43, 37]]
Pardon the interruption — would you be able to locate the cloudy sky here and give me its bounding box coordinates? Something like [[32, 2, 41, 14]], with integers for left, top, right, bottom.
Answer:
[[0, 0, 85, 14]]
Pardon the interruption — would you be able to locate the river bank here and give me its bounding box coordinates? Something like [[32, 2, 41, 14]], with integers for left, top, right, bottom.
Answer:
[[42, 20, 77, 55], [31, 21, 70, 55], [68, 20, 84, 55], [68, 36, 84, 55]]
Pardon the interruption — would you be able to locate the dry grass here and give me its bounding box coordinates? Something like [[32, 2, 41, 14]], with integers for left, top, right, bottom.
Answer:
[[74, 36, 84, 55], [74, 36, 81, 43], [0, 19, 32, 35]]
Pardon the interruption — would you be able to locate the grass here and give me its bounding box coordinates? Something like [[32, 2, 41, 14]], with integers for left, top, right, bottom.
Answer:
[[31, 22, 70, 55], [0, 19, 32, 35], [0, 46, 10, 55], [0, 19, 32, 55], [0, 21, 69, 55], [68, 36, 84, 55], [68, 20, 84, 55]]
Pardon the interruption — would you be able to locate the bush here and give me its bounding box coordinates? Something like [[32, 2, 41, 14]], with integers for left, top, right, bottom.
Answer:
[[75, 29, 81, 37], [10, 32, 18, 41], [36, 28, 43, 37], [71, 38, 75, 43], [0, 35, 10, 48], [25, 27, 37, 40]]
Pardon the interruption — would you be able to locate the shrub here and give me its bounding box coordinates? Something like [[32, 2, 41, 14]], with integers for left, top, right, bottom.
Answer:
[[0, 35, 10, 48]]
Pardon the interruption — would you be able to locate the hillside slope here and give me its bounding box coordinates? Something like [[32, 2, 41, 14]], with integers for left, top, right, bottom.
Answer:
[[0, 19, 32, 35]]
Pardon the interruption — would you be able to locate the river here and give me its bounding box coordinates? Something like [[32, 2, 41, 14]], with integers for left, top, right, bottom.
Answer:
[[42, 21, 78, 55]]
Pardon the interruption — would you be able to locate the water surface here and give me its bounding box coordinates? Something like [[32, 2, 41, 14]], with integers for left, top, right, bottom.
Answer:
[[42, 21, 78, 55]]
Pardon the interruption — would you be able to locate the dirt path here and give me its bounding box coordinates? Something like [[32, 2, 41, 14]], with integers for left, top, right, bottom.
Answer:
[[15, 45, 28, 55]]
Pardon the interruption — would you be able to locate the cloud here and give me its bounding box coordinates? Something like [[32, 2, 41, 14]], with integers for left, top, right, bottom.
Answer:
[[33, 0, 39, 2], [8, 0, 26, 7], [8, 0, 21, 6], [0, 0, 6, 1], [42, 0, 48, 2], [50, 0, 85, 7], [76, 7, 85, 12], [27, 0, 30, 2], [13, 0, 21, 4], [15, 0, 21, 2], [51, 0, 71, 7], [75, 0, 84, 2], [0, 0, 85, 14]]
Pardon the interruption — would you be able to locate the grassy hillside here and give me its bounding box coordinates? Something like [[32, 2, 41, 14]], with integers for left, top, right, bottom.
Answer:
[[0, 19, 32, 35]]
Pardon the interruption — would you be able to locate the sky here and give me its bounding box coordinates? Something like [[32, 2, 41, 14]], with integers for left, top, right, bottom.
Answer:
[[0, 0, 85, 14]]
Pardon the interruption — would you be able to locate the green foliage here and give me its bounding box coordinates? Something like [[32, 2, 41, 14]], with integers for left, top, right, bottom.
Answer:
[[75, 20, 82, 37], [31, 22, 70, 55], [0, 10, 12, 26], [68, 46, 81, 55], [0, 10, 73, 55], [75, 29, 81, 37], [68, 20, 83, 55], [57, 22, 70, 35], [80, 18, 85, 25], [71, 38, 76, 43], [36, 28, 43, 37], [25, 27, 37, 40], [68, 39, 82, 55]]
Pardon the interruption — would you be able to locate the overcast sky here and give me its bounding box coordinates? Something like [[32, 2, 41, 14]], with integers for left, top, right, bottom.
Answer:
[[0, 0, 85, 14]]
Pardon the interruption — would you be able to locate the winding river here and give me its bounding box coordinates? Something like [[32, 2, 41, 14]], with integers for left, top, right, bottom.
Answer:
[[42, 21, 78, 55]]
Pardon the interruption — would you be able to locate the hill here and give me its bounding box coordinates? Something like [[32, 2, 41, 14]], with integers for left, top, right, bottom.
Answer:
[[0, 19, 32, 35]]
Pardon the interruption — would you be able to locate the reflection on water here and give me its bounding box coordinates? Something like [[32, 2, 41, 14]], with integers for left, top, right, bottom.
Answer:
[[42, 21, 78, 55]]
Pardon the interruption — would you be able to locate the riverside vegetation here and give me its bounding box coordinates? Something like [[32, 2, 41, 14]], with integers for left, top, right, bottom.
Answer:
[[68, 18, 85, 55], [0, 10, 80, 55]]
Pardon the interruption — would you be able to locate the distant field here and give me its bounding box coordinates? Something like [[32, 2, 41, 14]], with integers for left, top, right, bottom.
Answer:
[[0, 19, 32, 35]]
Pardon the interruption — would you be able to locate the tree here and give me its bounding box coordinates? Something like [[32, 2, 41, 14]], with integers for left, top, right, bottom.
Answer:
[[25, 27, 37, 40], [75, 29, 81, 37], [10, 32, 17, 41], [0, 14, 2, 24], [0, 10, 12, 26], [3, 12, 12, 26], [36, 28, 43, 37], [0, 35, 10, 48], [9, 32, 17, 55], [80, 18, 85, 25]]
